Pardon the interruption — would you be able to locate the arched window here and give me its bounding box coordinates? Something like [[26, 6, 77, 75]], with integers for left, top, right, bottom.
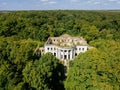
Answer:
[[54, 53, 56, 56], [79, 48, 81, 51], [82, 48, 84, 51]]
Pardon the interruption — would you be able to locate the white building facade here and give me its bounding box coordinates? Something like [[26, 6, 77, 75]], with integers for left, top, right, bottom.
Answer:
[[45, 45, 87, 60], [44, 34, 92, 64]]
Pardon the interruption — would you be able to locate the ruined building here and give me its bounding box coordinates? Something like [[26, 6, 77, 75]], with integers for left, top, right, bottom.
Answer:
[[35, 34, 93, 65]]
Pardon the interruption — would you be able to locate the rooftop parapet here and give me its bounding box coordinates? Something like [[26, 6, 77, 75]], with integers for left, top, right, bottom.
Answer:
[[45, 34, 88, 47]]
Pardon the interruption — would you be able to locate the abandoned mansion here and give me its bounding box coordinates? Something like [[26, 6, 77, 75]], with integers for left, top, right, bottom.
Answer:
[[36, 34, 93, 63]]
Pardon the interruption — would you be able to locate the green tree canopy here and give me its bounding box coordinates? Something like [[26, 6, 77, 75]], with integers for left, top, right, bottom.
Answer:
[[23, 53, 65, 90], [65, 40, 120, 90]]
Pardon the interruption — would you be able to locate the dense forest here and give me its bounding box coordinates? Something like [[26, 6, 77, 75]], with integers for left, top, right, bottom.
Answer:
[[0, 10, 120, 90]]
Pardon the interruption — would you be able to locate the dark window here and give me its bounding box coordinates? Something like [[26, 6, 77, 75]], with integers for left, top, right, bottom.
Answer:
[[68, 55, 70, 59], [75, 48, 77, 50], [79, 48, 81, 51], [64, 55, 67, 59], [54, 53, 56, 56], [82, 48, 84, 51], [47, 48, 49, 50], [75, 53, 77, 56]]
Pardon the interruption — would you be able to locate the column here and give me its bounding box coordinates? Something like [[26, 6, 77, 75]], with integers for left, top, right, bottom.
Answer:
[[70, 50, 72, 60], [58, 49, 61, 60], [73, 49, 75, 59], [67, 50, 68, 60], [58, 49, 60, 59], [63, 50, 65, 60]]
